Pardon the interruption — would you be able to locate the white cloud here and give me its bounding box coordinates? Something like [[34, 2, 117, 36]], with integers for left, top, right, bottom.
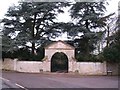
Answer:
[[106, 0, 119, 15], [0, 0, 19, 19], [0, 0, 119, 20]]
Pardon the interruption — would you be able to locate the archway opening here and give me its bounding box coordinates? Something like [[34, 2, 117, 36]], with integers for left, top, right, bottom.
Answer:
[[51, 52, 68, 73]]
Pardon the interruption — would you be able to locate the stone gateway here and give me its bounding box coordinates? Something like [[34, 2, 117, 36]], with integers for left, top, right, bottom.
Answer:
[[2, 41, 110, 75], [44, 40, 76, 72]]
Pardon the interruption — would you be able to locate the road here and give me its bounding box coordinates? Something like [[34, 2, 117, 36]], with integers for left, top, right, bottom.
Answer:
[[1, 71, 119, 89]]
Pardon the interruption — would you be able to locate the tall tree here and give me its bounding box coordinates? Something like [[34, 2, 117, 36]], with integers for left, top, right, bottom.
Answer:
[[102, 13, 120, 62], [2, 2, 69, 56], [66, 1, 112, 59]]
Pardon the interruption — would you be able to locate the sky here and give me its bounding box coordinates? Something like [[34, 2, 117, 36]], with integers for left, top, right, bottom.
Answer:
[[0, 0, 19, 19], [0, 0, 119, 20]]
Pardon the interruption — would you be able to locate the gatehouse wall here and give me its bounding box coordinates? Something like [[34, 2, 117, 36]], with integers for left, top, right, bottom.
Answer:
[[2, 58, 14, 71], [45, 49, 75, 72], [72, 62, 107, 75], [2, 58, 113, 75], [16, 61, 43, 73], [1, 41, 118, 75], [45, 49, 74, 62]]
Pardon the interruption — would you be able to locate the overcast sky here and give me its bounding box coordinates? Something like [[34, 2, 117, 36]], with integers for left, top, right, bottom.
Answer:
[[0, 0, 119, 20]]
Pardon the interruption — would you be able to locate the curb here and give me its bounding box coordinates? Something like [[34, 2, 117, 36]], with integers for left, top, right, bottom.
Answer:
[[2, 80, 19, 88], [1, 77, 28, 90]]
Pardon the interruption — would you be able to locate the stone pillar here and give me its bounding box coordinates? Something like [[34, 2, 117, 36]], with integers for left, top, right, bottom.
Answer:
[[68, 57, 76, 72], [43, 60, 50, 72], [0, 60, 2, 90], [103, 61, 107, 75], [13, 59, 18, 71], [0, 60, 2, 70]]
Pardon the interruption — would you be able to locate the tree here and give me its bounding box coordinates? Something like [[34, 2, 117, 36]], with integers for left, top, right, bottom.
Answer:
[[102, 15, 120, 62], [64, 1, 113, 60], [2, 2, 69, 58], [103, 29, 120, 62], [1, 35, 13, 60]]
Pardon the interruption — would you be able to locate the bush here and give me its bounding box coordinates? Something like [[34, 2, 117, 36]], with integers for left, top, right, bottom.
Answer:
[[3, 47, 44, 61], [75, 53, 102, 62], [103, 46, 120, 62]]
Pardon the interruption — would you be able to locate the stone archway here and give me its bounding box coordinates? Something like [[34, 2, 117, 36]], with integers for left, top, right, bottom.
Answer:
[[44, 40, 76, 72], [51, 52, 68, 73]]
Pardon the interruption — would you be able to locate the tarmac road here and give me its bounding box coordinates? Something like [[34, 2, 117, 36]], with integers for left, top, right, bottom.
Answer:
[[1, 71, 119, 89]]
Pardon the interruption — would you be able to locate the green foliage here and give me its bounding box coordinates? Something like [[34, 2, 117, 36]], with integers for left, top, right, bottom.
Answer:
[[36, 47, 45, 60], [2, 47, 45, 61], [103, 30, 120, 62], [65, 1, 110, 58], [103, 47, 120, 62], [2, 1, 116, 62], [2, 35, 12, 52], [70, 2, 107, 28], [12, 47, 31, 60], [2, 51, 13, 59], [2, 2, 69, 56], [76, 53, 102, 62]]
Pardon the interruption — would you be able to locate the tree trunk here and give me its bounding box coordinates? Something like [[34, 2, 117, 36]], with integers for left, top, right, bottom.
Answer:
[[31, 13, 37, 55], [106, 26, 110, 47], [85, 39, 90, 60], [85, 20, 90, 59], [32, 42, 35, 55]]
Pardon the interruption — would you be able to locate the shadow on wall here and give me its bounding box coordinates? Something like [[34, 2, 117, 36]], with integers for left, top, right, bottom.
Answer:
[[107, 62, 119, 75], [51, 52, 68, 73]]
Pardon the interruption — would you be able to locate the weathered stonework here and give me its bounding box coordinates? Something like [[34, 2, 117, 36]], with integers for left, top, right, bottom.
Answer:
[[2, 41, 118, 75], [44, 40, 75, 72]]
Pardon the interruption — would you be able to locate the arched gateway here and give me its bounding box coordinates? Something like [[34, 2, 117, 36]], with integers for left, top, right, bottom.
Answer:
[[51, 52, 68, 72], [43, 40, 76, 72]]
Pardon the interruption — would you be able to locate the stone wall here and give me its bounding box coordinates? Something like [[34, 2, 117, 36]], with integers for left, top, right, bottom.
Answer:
[[45, 49, 74, 61], [74, 62, 107, 75], [2, 58, 118, 75], [2, 58, 15, 71], [16, 61, 43, 73], [0, 60, 2, 70], [0, 60, 1, 90]]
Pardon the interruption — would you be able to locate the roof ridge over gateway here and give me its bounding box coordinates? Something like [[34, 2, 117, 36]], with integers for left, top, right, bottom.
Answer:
[[45, 40, 75, 49]]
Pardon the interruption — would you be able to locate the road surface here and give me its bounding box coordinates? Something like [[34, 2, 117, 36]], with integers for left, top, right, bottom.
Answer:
[[1, 71, 119, 89]]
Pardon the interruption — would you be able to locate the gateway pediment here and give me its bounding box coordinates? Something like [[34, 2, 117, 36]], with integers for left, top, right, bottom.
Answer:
[[45, 41, 74, 50]]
